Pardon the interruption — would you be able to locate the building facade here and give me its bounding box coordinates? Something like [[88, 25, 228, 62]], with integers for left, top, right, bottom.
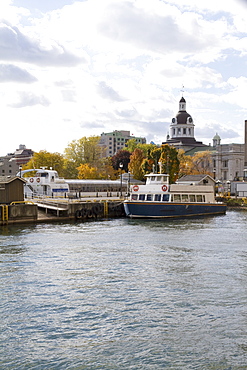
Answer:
[[99, 130, 146, 157], [213, 142, 245, 182], [0, 145, 33, 177]]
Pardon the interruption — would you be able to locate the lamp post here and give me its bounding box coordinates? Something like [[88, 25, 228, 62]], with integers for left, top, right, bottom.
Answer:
[[119, 162, 123, 196], [226, 180, 231, 197], [19, 165, 22, 178]]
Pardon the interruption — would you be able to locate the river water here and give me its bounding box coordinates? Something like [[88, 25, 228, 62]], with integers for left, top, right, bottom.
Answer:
[[1, 210, 247, 369]]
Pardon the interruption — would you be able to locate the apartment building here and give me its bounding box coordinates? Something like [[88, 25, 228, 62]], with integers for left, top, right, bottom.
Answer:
[[99, 130, 146, 157]]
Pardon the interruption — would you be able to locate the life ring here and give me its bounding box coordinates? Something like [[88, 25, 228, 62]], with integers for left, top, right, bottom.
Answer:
[[36, 178, 40, 183], [161, 184, 168, 192], [132, 185, 139, 192], [29, 178, 34, 183]]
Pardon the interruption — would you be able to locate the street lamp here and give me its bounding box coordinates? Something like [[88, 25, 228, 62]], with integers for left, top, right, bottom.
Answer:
[[226, 180, 231, 197], [19, 165, 22, 178], [119, 162, 123, 196]]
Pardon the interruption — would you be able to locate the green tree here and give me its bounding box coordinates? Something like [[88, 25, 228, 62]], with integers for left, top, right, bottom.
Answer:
[[159, 145, 180, 183], [64, 136, 103, 178], [141, 144, 179, 183]]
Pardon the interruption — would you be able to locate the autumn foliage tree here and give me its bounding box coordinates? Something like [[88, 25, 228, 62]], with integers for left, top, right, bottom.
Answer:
[[22, 151, 66, 177], [77, 158, 118, 180], [178, 150, 213, 176], [128, 148, 145, 181], [64, 136, 104, 178]]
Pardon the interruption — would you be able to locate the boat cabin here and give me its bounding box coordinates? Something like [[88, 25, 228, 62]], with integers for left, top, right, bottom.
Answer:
[[130, 173, 216, 204]]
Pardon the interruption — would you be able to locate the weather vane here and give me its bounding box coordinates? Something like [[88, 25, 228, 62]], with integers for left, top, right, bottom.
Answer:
[[180, 84, 185, 96]]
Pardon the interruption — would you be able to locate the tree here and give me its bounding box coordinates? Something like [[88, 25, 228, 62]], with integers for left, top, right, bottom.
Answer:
[[111, 150, 131, 172], [64, 136, 103, 178], [77, 164, 100, 179], [125, 140, 156, 156], [22, 151, 65, 177], [128, 148, 145, 181], [159, 145, 180, 183], [77, 158, 119, 180], [178, 150, 213, 176]]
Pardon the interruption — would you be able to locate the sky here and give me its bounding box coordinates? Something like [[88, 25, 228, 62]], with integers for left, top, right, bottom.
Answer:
[[1, 0, 247, 155]]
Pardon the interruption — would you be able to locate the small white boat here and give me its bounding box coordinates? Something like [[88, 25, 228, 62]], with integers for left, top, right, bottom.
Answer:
[[18, 168, 69, 197], [124, 173, 227, 218]]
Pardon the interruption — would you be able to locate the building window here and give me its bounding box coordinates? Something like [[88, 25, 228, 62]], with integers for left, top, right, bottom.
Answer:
[[223, 160, 228, 168]]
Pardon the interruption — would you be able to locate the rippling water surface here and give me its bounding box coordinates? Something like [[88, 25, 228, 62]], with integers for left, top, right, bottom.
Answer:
[[1, 210, 247, 369]]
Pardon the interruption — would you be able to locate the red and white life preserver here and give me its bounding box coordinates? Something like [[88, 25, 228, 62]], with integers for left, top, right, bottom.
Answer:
[[36, 178, 40, 183], [161, 184, 168, 192], [132, 185, 139, 192], [29, 178, 34, 183]]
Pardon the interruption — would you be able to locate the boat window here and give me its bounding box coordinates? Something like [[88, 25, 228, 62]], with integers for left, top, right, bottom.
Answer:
[[151, 176, 156, 181], [139, 194, 145, 201], [154, 194, 161, 201], [173, 194, 181, 202], [162, 194, 169, 202], [189, 194, 196, 202], [182, 194, 189, 202], [131, 194, 138, 200], [146, 194, 152, 201], [196, 195, 203, 202]]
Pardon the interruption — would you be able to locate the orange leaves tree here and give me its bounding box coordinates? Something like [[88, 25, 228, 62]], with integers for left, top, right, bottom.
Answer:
[[77, 158, 118, 180], [178, 150, 213, 176]]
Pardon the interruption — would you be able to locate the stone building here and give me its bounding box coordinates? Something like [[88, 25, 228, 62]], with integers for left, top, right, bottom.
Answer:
[[163, 96, 246, 183], [0, 145, 33, 177]]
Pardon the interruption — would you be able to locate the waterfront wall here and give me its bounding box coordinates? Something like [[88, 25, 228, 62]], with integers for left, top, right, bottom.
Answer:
[[0, 203, 37, 225], [68, 201, 125, 220]]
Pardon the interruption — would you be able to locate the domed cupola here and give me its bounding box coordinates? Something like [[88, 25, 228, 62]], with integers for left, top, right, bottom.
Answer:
[[170, 96, 195, 139], [163, 95, 207, 151], [173, 97, 193, 125], [213, 133, 221, 147]]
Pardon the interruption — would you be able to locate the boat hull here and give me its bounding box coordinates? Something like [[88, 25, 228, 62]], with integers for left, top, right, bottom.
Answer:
[[124, 201, 227, 218]]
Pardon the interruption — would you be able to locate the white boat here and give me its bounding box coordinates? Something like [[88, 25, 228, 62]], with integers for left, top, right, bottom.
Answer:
[[17, 168, 69, 197], [124, 173, 227, 218]]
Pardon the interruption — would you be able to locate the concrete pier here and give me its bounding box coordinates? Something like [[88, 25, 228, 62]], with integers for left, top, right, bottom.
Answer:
[[1, 197, 125, 225]]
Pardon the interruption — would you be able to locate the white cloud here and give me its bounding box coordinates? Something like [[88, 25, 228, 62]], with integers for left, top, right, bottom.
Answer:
[[0, 0, 247, 156]]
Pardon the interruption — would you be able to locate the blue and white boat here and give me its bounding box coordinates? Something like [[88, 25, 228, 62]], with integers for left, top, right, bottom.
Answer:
[[124, 173, 226, 218], [17, 168, 69, 197]]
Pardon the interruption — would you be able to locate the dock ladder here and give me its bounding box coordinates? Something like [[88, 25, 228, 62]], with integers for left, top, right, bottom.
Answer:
[[1, 205, 8, 224]]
